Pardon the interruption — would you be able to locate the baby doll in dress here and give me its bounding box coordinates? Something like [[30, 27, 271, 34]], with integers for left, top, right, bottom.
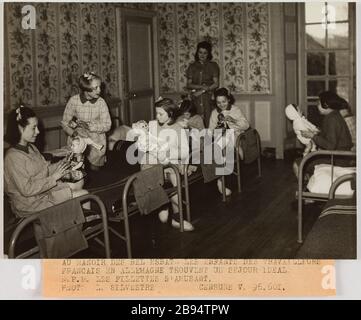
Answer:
[[62, 116, 104, 151], [61, 136, 87, 182], [131, 120, 169, 164], [285, 104, 320, 156]]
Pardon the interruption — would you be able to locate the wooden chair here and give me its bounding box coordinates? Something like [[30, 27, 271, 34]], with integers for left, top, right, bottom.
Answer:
[[233, 128, 262, 193]]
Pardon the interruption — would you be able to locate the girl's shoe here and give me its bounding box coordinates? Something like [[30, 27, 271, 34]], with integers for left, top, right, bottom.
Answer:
[[158, 209, 169, 223], [171, 218, 194, 232], [217, 179, 232, 196]]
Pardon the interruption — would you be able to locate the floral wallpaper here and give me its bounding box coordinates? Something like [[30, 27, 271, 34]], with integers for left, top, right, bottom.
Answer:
[[246, 3, 271, 93], [36, 3, 58, 106], [5, 2, 120, 109], [222, 3, 246, 92], [99, 4, 118, 97], [6, 3, 35, 108], [158, 3, 177, 92], [5, 3, 272, 110], [59, 3, 81, 102], [80, 4, 99, 75], [157, 2, 271, 94], [176, 3, 198, 91]]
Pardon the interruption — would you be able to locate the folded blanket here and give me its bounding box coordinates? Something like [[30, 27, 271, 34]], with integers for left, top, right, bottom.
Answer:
[[133, 165, 169, 215], [33, 199, 88, 258]]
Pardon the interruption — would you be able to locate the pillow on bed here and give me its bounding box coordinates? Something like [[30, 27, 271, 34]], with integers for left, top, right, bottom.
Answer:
[[307, 164, 356, 196]]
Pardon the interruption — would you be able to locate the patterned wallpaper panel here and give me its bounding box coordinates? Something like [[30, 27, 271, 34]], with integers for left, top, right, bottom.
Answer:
[[58, 3, 81, 102], [5, 3, 272, 110], [36, 3, 58, 106], [158, 3, 177, 92], [157, 2, 271, 95], [6, 3, 35, 108], [222, 3, 246, 92], [80, 4, 99, 75], [5, 2, 119, 109], [246, 3, 271, 93], [99, 4, 118, 98], [176, 3, 198, 91]]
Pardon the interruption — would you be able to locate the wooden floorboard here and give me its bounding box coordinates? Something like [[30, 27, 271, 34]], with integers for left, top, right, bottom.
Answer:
[[94, 157, 324, 259]]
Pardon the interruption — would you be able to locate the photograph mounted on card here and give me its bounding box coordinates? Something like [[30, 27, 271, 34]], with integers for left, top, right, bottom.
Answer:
[[2, 2, 356, 265]]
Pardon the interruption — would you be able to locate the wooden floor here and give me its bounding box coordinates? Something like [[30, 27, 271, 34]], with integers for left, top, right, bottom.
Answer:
[[85, 153, 324, 259]]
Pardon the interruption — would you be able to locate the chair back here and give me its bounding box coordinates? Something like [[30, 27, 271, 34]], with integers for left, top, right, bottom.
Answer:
[[239, 128, 261, 164]]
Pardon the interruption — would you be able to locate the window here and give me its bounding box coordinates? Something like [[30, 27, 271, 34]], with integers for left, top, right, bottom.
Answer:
[[302, 2, 354, 124]]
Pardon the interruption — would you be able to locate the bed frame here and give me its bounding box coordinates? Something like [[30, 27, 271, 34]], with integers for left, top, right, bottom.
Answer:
[[88, 162, 184, 258], [297, 150, 356, 243], [8, 194, 110, 259]]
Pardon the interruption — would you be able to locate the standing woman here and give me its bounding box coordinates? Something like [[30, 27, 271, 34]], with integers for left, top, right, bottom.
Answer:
[[62, 72, 112, 171], [186, 41, 220, 127], [4, 106, 88, 217]]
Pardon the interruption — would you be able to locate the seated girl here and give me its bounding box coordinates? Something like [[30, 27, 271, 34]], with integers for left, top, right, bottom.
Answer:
[[4, 106, 88, 217], [138, 98, 194, 232], [209, 87, 250, 196], [176, 98, 205, 130], [293, 91, 353, 178]]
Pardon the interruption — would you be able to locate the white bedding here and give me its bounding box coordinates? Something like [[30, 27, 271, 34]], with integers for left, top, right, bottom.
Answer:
[[307, 164, 356, 196]]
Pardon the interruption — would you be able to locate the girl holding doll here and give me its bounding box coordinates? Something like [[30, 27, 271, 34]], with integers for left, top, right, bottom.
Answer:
[[4, 106, 88, 217], [62, 72, 111, 171], [139, 97, 194, 232], [209, 87, 250, 196]]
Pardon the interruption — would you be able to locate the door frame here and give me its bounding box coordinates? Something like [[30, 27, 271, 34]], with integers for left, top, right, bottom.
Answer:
[[115, 8, 159, 124]]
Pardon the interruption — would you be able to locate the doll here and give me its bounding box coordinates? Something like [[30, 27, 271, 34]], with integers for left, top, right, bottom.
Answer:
[[131, 120, 170, 165], [61, 116, 104, 151], [216, 112, 230, 135], [131, 120, 151, 153], [61, 136, 88, 182], [285, 104, 319, 156]]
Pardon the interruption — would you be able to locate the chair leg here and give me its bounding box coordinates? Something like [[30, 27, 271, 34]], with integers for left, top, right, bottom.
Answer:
[[221, 175, 226, 202], [256, 131, 262, 177], [184, 173, 192, 222], [236, 153, 241, 193], [297, 197, 303, 244], [257, 157, 262, 177], [122, 205, 132, 258]]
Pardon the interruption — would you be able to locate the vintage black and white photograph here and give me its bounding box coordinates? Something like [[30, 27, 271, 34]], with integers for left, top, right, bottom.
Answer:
[[2, 2, 356, 259]]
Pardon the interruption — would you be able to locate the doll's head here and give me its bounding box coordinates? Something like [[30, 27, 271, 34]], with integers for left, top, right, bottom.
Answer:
[[132, 120, 148, 131], [285, 104, 302, 121], [68, 116, 78, 129], [71, 136, 87, 154]]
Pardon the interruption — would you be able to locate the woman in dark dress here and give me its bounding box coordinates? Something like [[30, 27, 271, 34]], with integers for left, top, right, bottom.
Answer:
[[186, 41, 220, 127], [293, 91, 353, 177]]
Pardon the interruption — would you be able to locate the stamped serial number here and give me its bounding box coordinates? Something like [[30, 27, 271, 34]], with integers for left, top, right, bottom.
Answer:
[[175, 304, 230, 315]]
